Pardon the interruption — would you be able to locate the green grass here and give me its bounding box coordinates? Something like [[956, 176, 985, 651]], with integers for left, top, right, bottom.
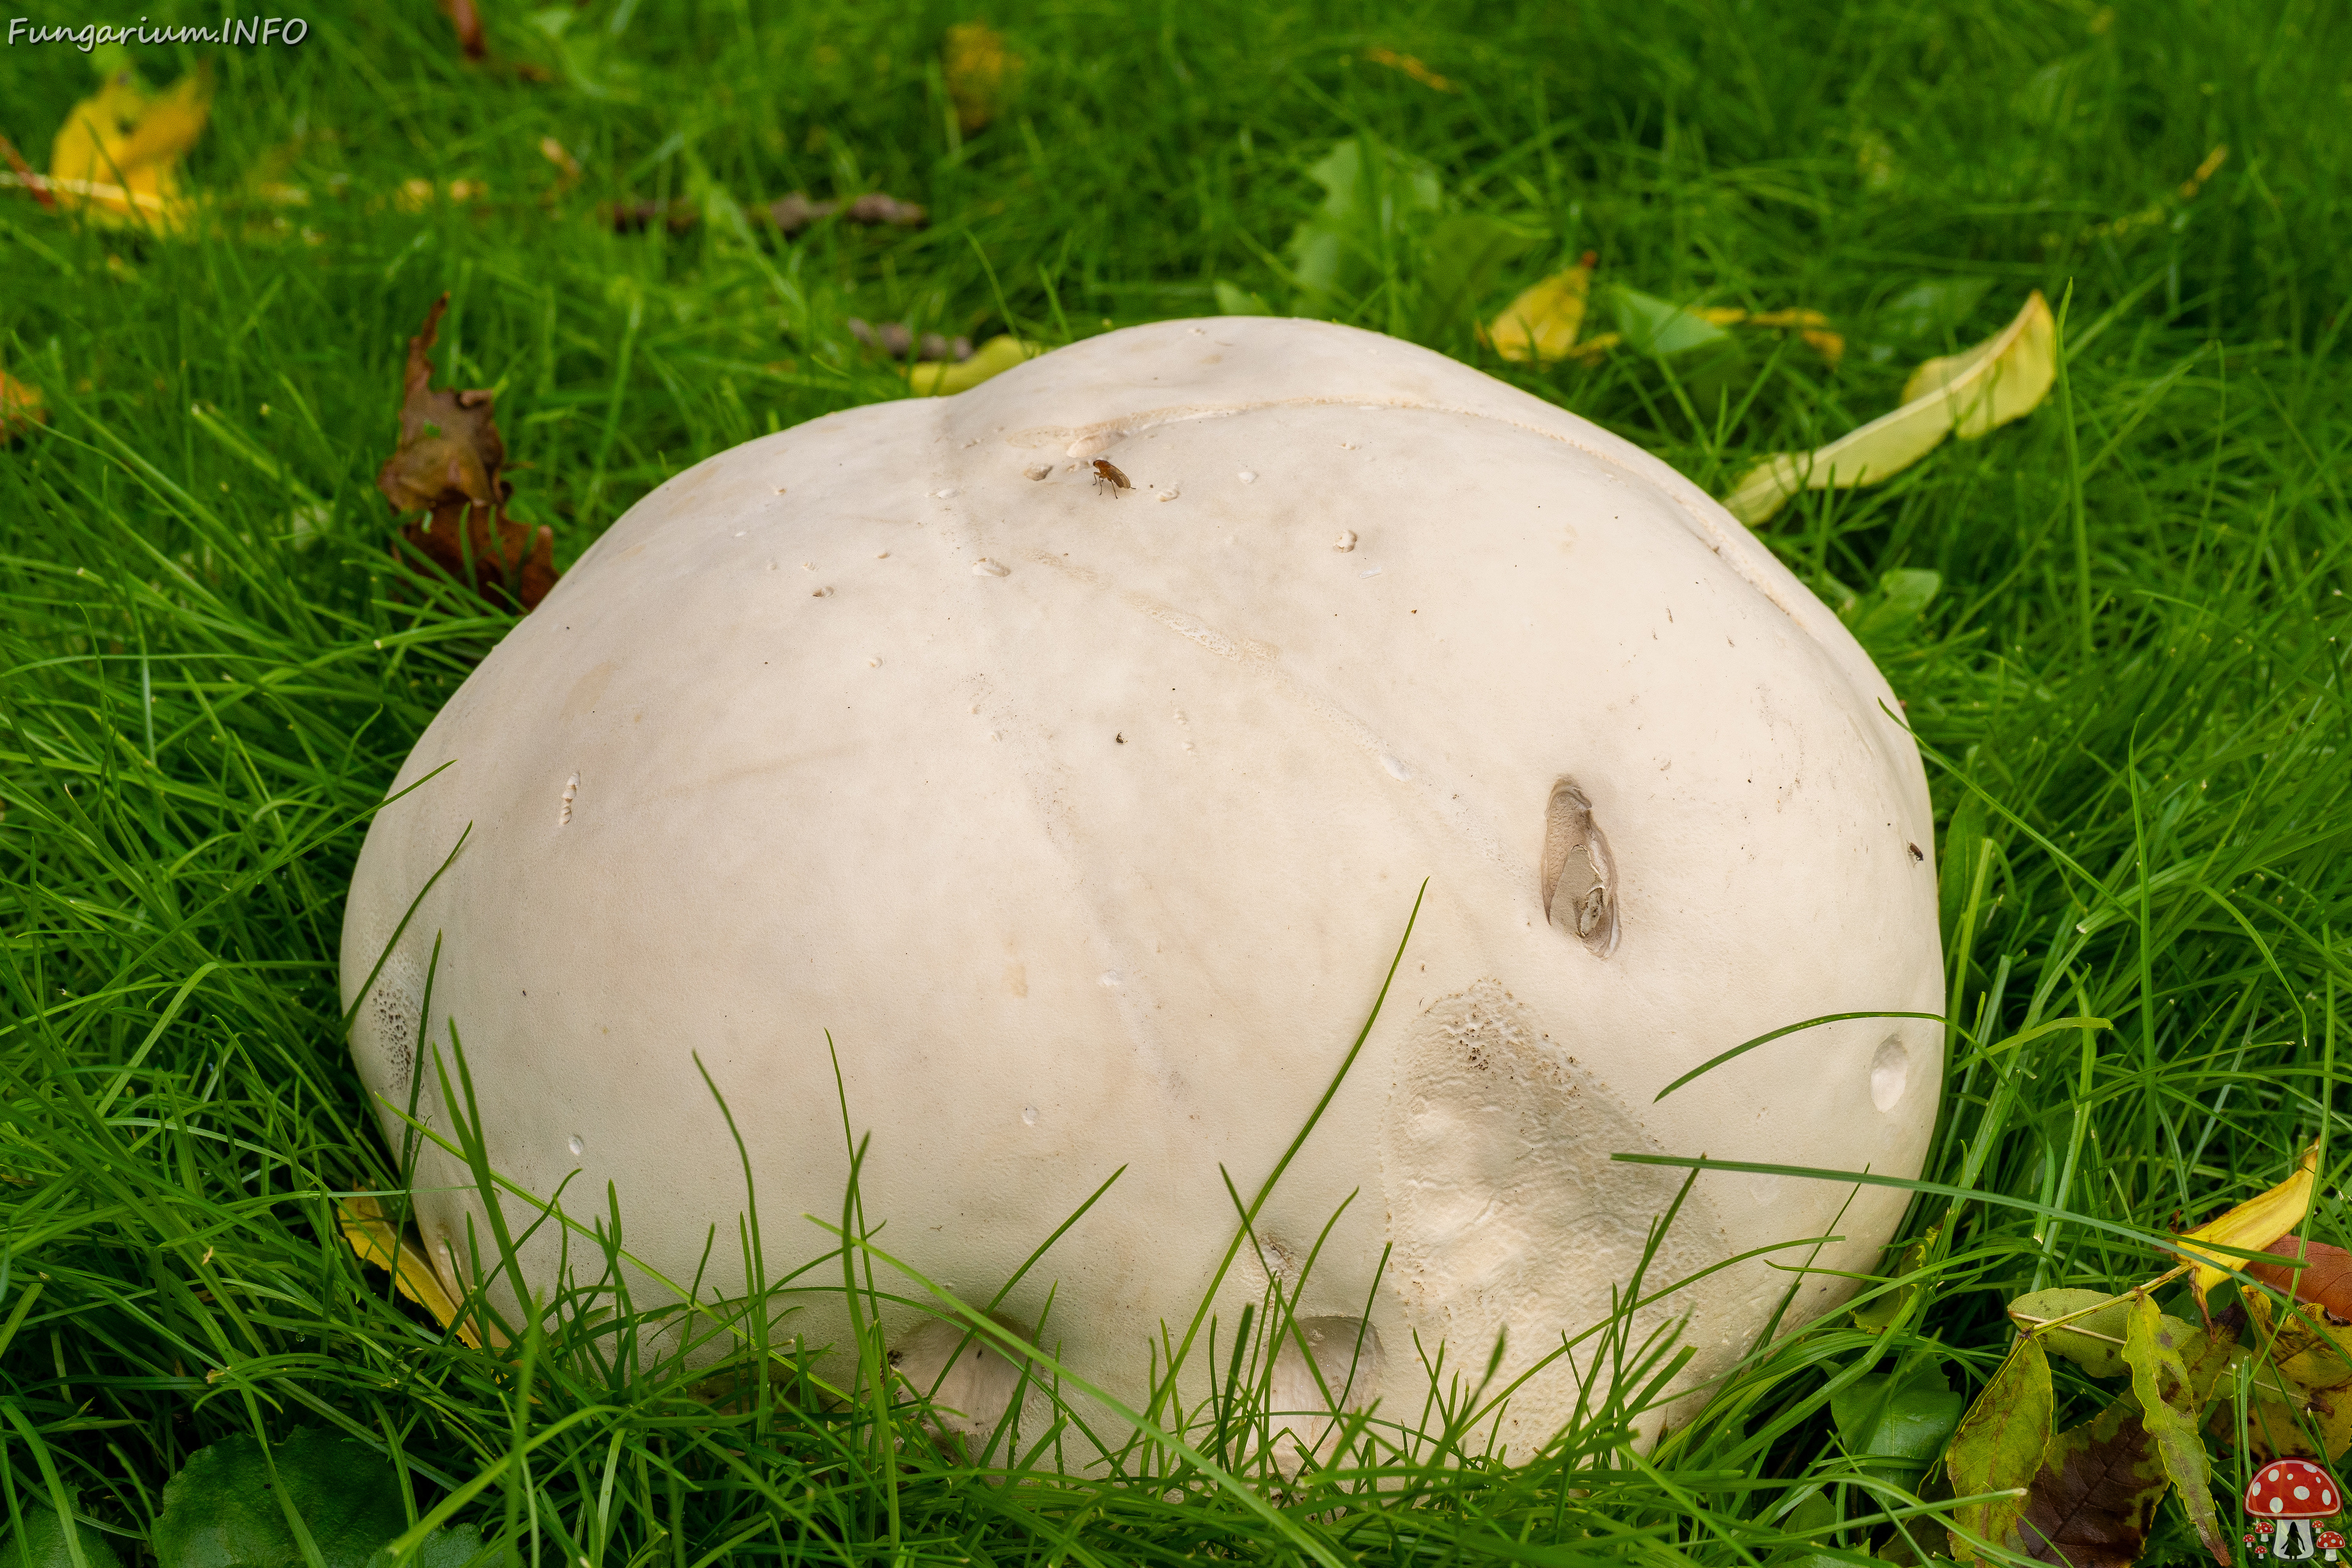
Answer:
[[4, 0, 2351, 1559]]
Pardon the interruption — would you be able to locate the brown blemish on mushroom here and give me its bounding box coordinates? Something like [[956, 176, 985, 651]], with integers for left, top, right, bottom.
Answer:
[[559, 772, 579, 826], [1004, 962, 1028, 998], [1540, 779, 1619, 956]]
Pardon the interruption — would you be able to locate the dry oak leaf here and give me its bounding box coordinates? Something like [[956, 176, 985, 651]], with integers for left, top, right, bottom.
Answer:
[[1721, 290, 2055, 526], [1, 368, 45, 441], [943, 21, 1023, 134], [47, 67, 212, 232], [376, 293, 557, 612]]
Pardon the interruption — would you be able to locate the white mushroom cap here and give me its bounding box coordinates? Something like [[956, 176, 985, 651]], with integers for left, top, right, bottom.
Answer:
[[342, 317, 1942, 1460]]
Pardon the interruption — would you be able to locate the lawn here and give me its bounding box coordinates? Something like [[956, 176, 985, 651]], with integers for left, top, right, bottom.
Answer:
[[2, 0, 2350, 1561]]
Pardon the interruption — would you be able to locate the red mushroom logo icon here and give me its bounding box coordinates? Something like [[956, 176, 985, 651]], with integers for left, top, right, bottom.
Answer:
[[2247, 1459, 2342, 1561], [2319, 1527, 2346, 1562]]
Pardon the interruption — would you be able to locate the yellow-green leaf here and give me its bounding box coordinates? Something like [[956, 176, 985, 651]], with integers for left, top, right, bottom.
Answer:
[[907, 334, 1041, 396], [339, 1194, 489, 1349], [2010, 1288, 2132, 1378], [1480, 264, 1593, 364], [1720, 290, 2055, 526], [47, 67, 212, 233], [2125, 1293, 2228, 1565], [2176, 1142, 2319, 1308], [1945, 1334, 2053, 1562], [1853, 1229, 1937, 1335]]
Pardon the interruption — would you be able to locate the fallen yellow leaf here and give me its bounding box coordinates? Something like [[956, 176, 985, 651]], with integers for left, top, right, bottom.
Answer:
[[396, 178, 490, 212], [2175, 1143, 2320, 1310], [1363, 47, 1453, 92], [1692, 306, 1844, 367], [943, 22, 1022, 134], [539, 135, 582, 193], [1481, 263, 1591, 364], [339, 1193, 497, 1349], [1, 369, 45, 442], [1720, 290, 2054, 526], [907, 333, 1041, 396], [47, 67, 212, 233]]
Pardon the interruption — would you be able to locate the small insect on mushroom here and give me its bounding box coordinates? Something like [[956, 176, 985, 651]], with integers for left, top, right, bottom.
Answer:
[[1091, 458, 1133, 497]]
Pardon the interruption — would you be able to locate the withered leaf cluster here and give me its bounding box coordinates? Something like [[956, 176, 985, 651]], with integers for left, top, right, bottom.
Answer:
[[848, 318, 972, 363], [375, 294, 557, 612], [763, 190, 927, 235]]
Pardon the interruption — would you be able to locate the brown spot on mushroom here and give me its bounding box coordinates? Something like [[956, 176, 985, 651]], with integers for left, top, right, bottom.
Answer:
[[1539, 778, 1619, 957], [1907, 842, 1924, 862]]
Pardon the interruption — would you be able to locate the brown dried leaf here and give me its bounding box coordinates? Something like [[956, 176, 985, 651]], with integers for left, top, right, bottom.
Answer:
[[845, 191, 927, 227], [2012, 1396, 2171, 1568], [2246, 1235, 2352, 1325], [601, 197, 697, 234], [375, 295, 557, 612], [763, 191, 927, 236], [439, 0, 486, 58], [0, 133, 56, 209]]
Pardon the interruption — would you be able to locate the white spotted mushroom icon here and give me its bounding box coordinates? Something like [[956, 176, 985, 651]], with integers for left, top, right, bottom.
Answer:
[[2247, 1458, 2342, 1561]]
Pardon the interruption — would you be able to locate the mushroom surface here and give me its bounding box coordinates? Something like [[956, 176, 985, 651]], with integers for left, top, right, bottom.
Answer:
[[341, 316, 1943, 1460]]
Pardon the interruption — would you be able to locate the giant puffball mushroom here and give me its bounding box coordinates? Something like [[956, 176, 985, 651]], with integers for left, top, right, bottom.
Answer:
[[341, 317, 1944, 1459]]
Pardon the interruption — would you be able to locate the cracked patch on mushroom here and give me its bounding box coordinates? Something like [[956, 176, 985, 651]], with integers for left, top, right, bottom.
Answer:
[[1381, 981, 1732, 1447], [1540, 778, 1619, 956], [351, 933, 424, 1099]]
